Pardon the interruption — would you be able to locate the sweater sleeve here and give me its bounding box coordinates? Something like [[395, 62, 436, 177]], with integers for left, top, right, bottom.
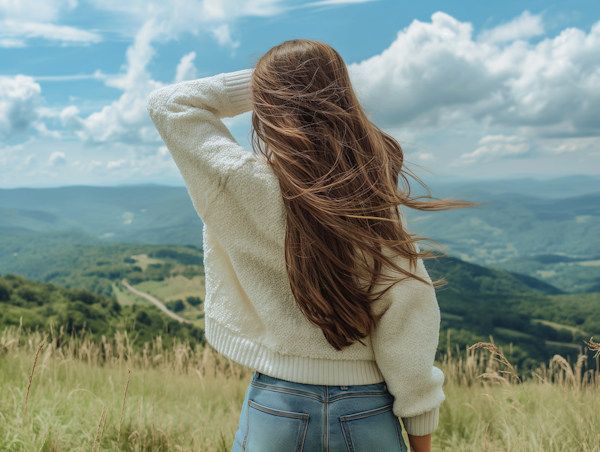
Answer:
[[371, 249, 446, 436], [145, 68, 255, 223]]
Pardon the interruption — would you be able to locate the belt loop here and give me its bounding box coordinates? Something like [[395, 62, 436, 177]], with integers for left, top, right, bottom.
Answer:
[[256, 371, 261, 379]]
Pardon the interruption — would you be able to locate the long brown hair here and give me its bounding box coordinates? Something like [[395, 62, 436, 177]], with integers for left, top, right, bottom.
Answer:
[[249, 39, 483, 351]]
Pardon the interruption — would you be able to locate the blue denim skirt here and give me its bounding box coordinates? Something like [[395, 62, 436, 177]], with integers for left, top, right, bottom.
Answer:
[[231, 371, 409, 452]]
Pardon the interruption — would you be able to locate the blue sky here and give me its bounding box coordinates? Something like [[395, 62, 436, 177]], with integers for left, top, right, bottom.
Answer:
[[1, 0, 599, 188]]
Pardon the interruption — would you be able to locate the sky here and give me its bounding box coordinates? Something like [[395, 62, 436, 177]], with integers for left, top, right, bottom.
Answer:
[[1, 0, 599, 188]]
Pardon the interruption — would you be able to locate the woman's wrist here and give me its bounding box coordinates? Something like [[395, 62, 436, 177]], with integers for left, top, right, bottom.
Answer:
[[406, 432, 431, 452]]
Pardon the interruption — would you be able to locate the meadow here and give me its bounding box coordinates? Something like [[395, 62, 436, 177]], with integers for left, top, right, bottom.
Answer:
[[1, 325, 599, 452]]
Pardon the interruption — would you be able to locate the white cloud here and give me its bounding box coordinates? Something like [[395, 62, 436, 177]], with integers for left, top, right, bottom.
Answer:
[[478, 11, 545, 43], [59, 105, 80, 128], [53, 8, 600, 177], [348, 12, 600, 140], [210, 24, 240, 49], [55, 0, 388, 148], [48, 151, 67, 165], [0, 20, 101, 44], [107, 158, 128, 168], [0, 0, 77, 22], [0, 75, 42, 138], [0, 0, 101, 45], [24, 154, 38, 169], [34, 121, 61, 138], [540, 137, 600, 154], [63, 21, 162, 144], [88, 0, 287, 40], [412, 152, 436, 162], [300, 0, 377, 6], [0, 38, 25, 47], [32, 71, 106, 82], [174, 51, 198, 83], [454, 135, 530, 165]]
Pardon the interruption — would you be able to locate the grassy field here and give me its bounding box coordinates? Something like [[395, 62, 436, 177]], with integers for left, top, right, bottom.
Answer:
[[1, 326, 599, 451], [129, 254, 165, 271], [133, 276, 205, 304], [111, 282, 151, 306], [129, 276, 206, 326], [531, 318, 588, 336]]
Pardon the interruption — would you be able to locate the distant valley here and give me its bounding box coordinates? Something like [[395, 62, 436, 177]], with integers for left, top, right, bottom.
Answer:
[[1, 175, 598, 293], [0, 234, 597, 376], [0, 185, 205, 246], [1, 175, 598, 374]]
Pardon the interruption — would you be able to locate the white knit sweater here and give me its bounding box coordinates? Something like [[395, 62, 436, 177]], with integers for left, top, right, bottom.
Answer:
[[146, 68, 446, 436]]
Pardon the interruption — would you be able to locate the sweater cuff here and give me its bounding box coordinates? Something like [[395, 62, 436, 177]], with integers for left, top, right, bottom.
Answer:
[[223, 68, 254, 117], [402, 406, 439, 436]]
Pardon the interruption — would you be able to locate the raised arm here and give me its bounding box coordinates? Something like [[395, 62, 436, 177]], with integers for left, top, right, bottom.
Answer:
[[145, 68, 255, 223]]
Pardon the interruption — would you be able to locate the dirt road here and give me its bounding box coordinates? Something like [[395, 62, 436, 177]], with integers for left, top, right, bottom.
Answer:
[[121, 279, 191, 324]]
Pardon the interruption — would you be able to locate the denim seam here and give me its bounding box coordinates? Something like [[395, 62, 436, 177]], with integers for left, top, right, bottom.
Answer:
[[242, 396, 250, 452], [340, 418, 354, 452], [250, 381, 323, 401], [323, 386, 328, 452], [328, 393, 390, 403], [248, 399, 310, 420], [298, 417, 309, 452], [250, 381, 389, 404], [340, 403, 394, 422]]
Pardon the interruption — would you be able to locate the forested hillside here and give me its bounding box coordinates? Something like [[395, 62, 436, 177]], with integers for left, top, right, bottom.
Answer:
[[1, 238, 597, 375], [1, 229, 203, 296], [0, 274, 203, 348], [1, 178, 598, 375]]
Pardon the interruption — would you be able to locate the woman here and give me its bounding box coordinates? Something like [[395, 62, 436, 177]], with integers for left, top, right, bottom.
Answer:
[[147, 39, 478, 452]]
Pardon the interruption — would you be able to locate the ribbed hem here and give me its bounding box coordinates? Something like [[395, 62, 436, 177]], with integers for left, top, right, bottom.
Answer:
[[205, 318, 385, 386], [223, 68, 254, 117], [402, 406, 440, 436]]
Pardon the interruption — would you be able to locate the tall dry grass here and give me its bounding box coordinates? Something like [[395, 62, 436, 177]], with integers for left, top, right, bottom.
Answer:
[[1, 325, 253, 451], [1, 325, 599, 451]]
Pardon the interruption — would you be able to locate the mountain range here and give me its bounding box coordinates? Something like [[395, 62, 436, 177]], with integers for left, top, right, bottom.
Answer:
[[1, 174, 598, 293]]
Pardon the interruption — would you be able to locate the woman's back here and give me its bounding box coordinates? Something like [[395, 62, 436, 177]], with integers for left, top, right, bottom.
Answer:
[[146, 39, 479, 451]]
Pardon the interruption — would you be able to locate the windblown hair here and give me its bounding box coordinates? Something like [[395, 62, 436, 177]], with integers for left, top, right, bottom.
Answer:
[[249, 39, 482, 351]]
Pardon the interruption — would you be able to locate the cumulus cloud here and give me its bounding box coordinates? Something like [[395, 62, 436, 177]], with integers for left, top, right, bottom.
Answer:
[[51, 8, 600, 173], [411, 152, 436, 162], [299, 0, 378, 7], [24, 154, 38, 169], [88, 0, 286, 41], [174, 51, 198, 83], [63, 21, 162, 144], [48, 151, 67, 165], [540, 137, 600, 154], [210, 24, 240, 49], [453, 135, 531, 165], [0, 0, 101, 45], [107, 158, 128, 169], [0, 20, 101, 44], [348, 12, 600, 138], [478, 11, 545, 43], [34, 121, 62, 139], [54, 0, 391, 149], [0, 75, 42, 138], [0, 38, 25, 47], [0, 0, 77, 22]]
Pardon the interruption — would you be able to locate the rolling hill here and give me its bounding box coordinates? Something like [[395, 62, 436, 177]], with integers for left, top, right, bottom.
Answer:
[[1, 178, 598, 293], [0, 184, 205, 246]]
